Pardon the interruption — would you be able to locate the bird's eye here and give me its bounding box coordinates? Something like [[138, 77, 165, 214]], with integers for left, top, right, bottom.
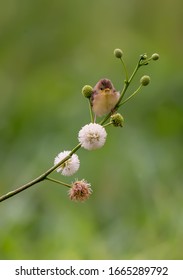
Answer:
[[100, 87, 103, 90]]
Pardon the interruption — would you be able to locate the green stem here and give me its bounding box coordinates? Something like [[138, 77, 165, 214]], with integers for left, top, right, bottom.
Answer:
[[118, 84, 143, 107], [119, 60, 140, 101], [46, 177, 71, 188], [0, 143, 81, 203], [103, 121, 113, 128], [88, 99, 94, 123], [120, 57, 129, 82]]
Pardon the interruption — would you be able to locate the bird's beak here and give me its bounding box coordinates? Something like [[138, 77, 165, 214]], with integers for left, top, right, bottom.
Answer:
[[104, 88, 110, 93]]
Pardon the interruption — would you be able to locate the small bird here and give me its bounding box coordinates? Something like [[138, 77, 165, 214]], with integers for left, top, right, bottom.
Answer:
[[91, 79, 120, 118]]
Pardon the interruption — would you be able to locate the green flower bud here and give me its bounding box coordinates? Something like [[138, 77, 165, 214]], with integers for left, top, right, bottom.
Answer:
[[140, 53, 148, 60], [152, 53, 159, 61], [114, 48, 123, 59], [110, 113, 124, 127], [82, 85, 93, 98], [140, 75, 150, 86]]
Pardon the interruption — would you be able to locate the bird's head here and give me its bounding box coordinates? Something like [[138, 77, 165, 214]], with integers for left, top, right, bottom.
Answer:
[[96, 79, 114, 94]]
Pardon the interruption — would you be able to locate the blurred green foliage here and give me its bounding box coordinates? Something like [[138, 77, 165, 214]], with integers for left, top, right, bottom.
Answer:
[[0, 0, 183, 259]]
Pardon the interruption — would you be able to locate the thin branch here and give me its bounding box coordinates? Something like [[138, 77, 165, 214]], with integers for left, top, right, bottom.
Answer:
[[0, 143, 81, 203], [46, 177, 71, 188], [118, 84, 143, 107]]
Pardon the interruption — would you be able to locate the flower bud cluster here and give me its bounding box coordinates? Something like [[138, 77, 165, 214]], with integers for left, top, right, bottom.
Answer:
[[82, 85, 93, 98], [110, 113, 124, 127]]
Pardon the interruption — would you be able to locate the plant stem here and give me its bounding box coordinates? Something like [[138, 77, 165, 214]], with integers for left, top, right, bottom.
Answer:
[[119, 60, 140, 102], [0, 143, 81, 203], [120, 57, 129, 82], [46, 177, 71, 188], [103, 122, 113, 128], [118, 84, 143, 107], [88, 99, 94, 123]]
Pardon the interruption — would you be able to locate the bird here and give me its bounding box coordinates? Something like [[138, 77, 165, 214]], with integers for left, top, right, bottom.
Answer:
[[90, 78, 120, 118]]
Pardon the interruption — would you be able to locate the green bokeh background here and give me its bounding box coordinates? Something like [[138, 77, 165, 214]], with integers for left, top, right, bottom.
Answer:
[[0, 0, 183, 259]]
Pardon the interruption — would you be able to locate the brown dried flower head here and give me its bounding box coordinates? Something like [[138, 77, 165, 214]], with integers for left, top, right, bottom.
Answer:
[[68, 179, 92, 202]]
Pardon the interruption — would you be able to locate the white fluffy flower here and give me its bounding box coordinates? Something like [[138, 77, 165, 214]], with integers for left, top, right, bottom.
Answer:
[[78, 123, 107, 150], [54, 151, 80, 176]]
